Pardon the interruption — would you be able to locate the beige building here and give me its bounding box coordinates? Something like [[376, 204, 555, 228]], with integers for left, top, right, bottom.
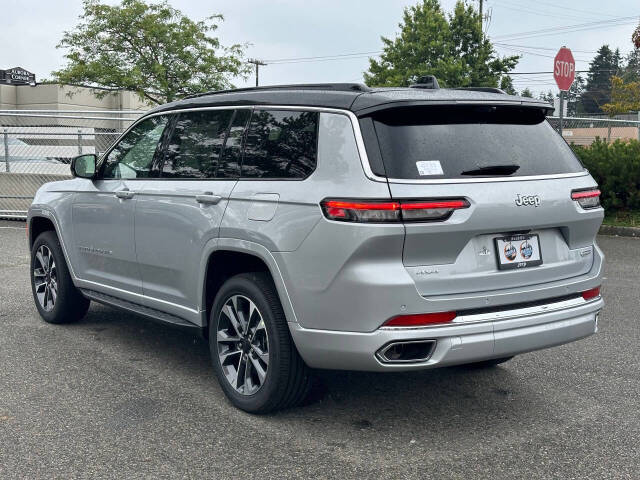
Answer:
[[0, 83, 149, 112]]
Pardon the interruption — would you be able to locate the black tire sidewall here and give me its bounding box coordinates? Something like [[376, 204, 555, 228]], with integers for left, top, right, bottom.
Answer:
[[30, 231, 87, 323], [209, 273, 288, 413]]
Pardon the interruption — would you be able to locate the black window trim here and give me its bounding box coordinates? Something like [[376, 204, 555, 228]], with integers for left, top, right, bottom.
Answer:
[[95, 103, 587, 185]]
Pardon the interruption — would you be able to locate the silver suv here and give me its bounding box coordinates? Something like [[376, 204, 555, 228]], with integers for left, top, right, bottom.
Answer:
[[27, 82, 604, 413]]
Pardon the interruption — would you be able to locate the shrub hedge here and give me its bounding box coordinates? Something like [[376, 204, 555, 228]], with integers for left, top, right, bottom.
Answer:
[[570, 139, 640, 212]]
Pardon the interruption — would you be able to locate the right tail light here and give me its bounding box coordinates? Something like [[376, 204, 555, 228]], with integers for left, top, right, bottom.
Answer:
[[582, 286, 601, 301], [571, 189, 601, 209]]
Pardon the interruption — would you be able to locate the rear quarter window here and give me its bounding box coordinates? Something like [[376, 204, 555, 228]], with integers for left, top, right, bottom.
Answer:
[[241, 109, 319, 179], [365, 105, 584, 180]]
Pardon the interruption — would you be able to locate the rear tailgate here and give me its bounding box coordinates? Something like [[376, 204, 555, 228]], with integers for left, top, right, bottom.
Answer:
[[388, 176, 602, 296], [361, 103, 604, 297]]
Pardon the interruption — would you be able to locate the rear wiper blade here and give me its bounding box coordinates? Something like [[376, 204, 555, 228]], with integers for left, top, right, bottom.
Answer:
[[461, 164, 520, 176]]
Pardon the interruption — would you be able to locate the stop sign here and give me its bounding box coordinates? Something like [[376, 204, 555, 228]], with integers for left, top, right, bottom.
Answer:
[[554, 47, 575, 91]]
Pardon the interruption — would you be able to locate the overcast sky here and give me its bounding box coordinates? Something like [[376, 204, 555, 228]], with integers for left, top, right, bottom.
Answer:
[[0, 0, 637, 96]]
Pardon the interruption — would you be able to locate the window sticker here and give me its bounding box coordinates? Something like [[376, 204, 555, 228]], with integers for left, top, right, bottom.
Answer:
[[416, 160, 444, 176]]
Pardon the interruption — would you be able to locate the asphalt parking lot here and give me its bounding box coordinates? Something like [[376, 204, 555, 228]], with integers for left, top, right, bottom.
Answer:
[[1, 219, 639, 479]]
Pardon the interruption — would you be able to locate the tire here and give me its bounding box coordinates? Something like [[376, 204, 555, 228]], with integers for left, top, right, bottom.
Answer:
[[462, 356, 514, 368], [209, 272, 311, 413], [30, 231, 90, 324]]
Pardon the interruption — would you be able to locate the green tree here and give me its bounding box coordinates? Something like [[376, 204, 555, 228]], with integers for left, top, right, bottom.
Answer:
[[581, 45, 622, 114], [52, 0, 250, 104], [538, 75, 584, 115], [364, 0, 519, 88], [603, 76, 640, 115], [520, 88, 533, 98], [622, 48, 640, 82], [567, 74, 586, 116], [499, 75, 517, 95], [539, 90, 554, 104]]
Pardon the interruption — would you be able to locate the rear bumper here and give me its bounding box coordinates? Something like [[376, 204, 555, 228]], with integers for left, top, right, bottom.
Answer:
[[290, 296, 603, 371]]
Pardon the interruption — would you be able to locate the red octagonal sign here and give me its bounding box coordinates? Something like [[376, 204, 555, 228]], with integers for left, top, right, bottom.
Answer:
[[554, 47, 575, 91]]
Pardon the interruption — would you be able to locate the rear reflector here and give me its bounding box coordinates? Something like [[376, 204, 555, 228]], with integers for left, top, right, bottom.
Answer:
[[571, 189, 601, 209], [582, 286, 601, 301], [321, 199, 469, 223], [384, 311, 457, 327]]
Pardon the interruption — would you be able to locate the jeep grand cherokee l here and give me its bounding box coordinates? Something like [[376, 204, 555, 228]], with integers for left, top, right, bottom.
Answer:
[[27, 82, 604, 413]]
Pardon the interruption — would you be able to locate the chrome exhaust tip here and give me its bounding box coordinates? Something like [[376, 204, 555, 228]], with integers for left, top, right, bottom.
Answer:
[[376, 339, 436, 364]]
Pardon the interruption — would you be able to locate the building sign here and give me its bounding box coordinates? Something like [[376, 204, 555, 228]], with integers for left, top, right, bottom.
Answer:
[[0, 67, 36, 86]]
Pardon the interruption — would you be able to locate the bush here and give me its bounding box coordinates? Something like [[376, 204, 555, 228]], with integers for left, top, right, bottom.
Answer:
[[571, 139, 640, 212]]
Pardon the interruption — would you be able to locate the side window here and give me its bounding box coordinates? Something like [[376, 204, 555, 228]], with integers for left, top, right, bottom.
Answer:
[[101, 116, 168, 179], [162, 110, 233, 179], [217, 109, 251, 179], [242, 110, 319, 179]]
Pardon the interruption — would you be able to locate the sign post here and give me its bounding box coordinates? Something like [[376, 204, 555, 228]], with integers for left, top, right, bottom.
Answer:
[[553, 46, 576, 137]]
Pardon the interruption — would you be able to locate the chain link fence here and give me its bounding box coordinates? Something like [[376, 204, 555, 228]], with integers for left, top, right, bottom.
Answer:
[[548, 116, 640, 146], [2, 111, 640, 219], [0, 110, 142, 218]]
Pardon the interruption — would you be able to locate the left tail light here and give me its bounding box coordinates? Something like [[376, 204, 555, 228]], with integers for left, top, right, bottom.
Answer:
[[571, 189, 601, 209], [383, 311, 457, 327], [320, 199, 469, 223]]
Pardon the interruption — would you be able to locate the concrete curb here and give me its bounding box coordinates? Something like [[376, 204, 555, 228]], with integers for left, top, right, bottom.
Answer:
[[599, 224, 640, 238]]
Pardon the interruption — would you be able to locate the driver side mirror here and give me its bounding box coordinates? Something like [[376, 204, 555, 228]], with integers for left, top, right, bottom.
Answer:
[[71, 154, 97, 179]]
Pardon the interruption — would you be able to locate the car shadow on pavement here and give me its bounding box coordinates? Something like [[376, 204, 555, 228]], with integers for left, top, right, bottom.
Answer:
[[76, 302, 548, 437]]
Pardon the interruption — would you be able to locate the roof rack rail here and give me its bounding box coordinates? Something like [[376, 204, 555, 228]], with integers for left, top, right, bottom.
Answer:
[[183, 83, 372, 100], [409, 75, 440, 90], [454, 87, 507, 94]]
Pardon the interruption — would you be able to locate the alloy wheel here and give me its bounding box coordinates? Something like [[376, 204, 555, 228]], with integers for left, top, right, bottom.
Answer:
[[33, 245, 57, 312], [216, 295, 269, 395]]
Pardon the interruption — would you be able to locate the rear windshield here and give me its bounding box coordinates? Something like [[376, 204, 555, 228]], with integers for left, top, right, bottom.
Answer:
[[365, 105, 584, 179]]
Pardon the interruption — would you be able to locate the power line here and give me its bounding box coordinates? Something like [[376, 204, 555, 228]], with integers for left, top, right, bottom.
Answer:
[[495, 16, 638, 41], [494, 43, 598, 54], [253, 17, 635, 67], [508, 70, 615, 75], [507, 0, 620, 19], [491, 0, 602, 22], [495, 44, 592, 62], [265, 50, 381, 64]]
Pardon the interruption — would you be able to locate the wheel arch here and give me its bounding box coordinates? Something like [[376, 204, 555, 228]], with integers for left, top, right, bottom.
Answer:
[[28, 215, 57, 249], [199, 239, 299, 337], [27, 208, 80, 285]]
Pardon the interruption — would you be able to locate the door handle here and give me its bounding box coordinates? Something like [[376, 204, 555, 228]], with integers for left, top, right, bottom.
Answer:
[[115, 189, 135, 199], [195, 192, 222, 205]]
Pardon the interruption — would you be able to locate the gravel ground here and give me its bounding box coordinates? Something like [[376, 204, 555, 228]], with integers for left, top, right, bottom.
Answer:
[[0, 220, 638, 479]]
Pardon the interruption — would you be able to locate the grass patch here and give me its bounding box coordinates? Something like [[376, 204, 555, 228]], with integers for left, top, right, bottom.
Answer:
[[603, 210, 640, 228]]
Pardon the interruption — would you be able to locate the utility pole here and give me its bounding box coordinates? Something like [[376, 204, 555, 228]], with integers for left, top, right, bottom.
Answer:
[[247, 59, 266, 87], [479, 0, 483, 23]]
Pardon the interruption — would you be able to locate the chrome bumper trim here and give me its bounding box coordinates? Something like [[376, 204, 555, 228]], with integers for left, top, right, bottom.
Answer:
[[381, 295, 599, 330]]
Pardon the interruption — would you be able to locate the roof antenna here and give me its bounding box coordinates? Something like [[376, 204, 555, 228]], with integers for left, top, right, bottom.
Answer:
[[409, 75, 440, 89]]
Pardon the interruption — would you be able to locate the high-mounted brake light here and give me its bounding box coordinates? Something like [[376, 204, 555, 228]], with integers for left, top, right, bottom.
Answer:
[[581, 286, 601, 301], [384, 311, 457, 327], [571, 189, 600, 209], [321, 199, 469, 223]]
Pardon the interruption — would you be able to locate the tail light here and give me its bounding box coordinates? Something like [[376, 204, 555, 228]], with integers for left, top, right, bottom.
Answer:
[[383, 311, 457, 327], [571, 189, 600, 209], [582, 286, 601, 301], [321, 199, 469, 223]]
